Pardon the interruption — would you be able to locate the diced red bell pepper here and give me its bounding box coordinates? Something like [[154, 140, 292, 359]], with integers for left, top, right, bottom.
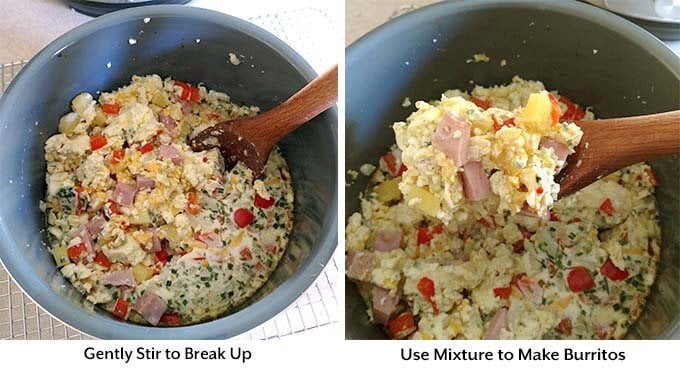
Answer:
[[556, 318, 572, 335], [139, 142, 154, 154], [159, 312, 182, 326], [254, 194, 276, 209], [67, 242, 87, 262], [106, 199, 122, 215], [416, 227, 433, 245], [417, 277, 439, 315], [567, 267, 595, 292], [90, 134, 107, 151], [478, 217, 494, 228], [536, 186, 544, 195], [396, 163, 408, 177], [548, 93, 562, 125], [102, 102, 120, 115], [174, 81, 201, 102], [431, 223, 444, 235], [155, 248, 170, 264], [559, 96, 585, 121], [493, 286, 512, 299], [549, 211, 559, 222], [110, 149, 124, 165], [233, 208, 255, 228], [471, 97, 490, 110], [187, 192, 200, 215], [600, 258, 629, 281], [512, 239, 525, 254], [381, 152, 399, 176], [599, 198, 614, 216], [387, 311, 416, 339], [112, 298, 129, 320], [568, 217, 582, 224], [240, 248, 253, 260], [94, 252, 111, 269]]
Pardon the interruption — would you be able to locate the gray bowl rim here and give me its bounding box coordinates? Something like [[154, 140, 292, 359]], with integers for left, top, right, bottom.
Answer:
[[0, 4, 338, 339], [345, 0, 679, 339]]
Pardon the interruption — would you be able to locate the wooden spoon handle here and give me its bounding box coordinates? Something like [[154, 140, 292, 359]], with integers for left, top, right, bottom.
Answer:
[[558, 110, 680, 196], [238, 64, 338, 146]]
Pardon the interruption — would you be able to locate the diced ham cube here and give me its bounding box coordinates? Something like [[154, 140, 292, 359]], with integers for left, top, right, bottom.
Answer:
[[181, 101, 192, 115], [373, 227, 402, 252], [135, 175, 156, 191], [112, 182, 137, 207], [144, 229, 162, 253], [371, 286, 400, 325], [346, 251, 375, 282], [433, 112, 471, 167], [515, 277, 544, 305], [104, 269, 136, 287], [461, 161, 491, 201], [519, 205, 550, 220], [158, 114, 177, 135], [158, 145, 182, 164], [196, 231, 222, 248], [483, 307, 509, 340], [134, 290, 167, 326], [86, 215, 106, 237], [540, 138, 570, 164]]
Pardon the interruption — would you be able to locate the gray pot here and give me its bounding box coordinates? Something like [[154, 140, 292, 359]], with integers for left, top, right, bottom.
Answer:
[[0, 5, 338, 339], [346, 0, 679, 339]]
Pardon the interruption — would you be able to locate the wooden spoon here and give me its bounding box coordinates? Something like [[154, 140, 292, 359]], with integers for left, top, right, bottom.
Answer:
[[190, 64, 338, 177], [557, 110, 680, 197]]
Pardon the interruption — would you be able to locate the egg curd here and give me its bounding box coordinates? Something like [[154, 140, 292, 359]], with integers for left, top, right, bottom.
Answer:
[[394, 76, 588, 224], [346, 78, 661, 339], [43, 75, 294, 326]]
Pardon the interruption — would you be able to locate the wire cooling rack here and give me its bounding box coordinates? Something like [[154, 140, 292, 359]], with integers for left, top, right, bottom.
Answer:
[[0, 7, 339, 340]]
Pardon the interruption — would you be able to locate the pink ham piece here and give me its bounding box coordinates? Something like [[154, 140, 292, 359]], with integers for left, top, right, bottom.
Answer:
[[151, 231, 162, 252], [158, 145, 182, 164], [196, 231, 222, 248], [371, 286, 400, 325], [71, 224, 95, 254], [112, 182, 137, 206], [135, 175, 156, 191], [461, 161, 491, 201], [104, 269, 136, 287], [519, 205, 550, 220], [134, 290, 167, 326], [432, 113, 471, 167], [86, 215, 106, 236], [181, 100, 192, 115], [346, 251, 376, 282], [373, 227, 403, 252], [540, 138, 570, 164], [483, 307, 509, 340], [158, 113, 177, 135], [516, 278, 544, 305]]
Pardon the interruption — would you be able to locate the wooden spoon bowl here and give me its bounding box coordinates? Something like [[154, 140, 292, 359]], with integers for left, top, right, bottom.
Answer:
[[557, 110, 680, 197], [191, 65, 338, 177]]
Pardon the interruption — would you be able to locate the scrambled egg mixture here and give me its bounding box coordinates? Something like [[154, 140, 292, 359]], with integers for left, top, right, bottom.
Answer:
[[394, 77, 588, 224], [43, 75, 294, 326], [346, 78, 661, 339]]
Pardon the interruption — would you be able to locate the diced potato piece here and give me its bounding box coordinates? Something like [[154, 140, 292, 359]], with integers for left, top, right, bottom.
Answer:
[[58, 112, 80, 135], [132, 263, 153, 282], [71, 93, 94, 116], [151, 92, 170, 107], [405, 185, 441, 217], [519, 92, 551, 132], [92, 108, 107, 127], [129, 209, 152, 225], [160, 224, 180, 243], [178, 122, 191, 139], [52, 246, 70, 267], [374, 177, 402, 203]]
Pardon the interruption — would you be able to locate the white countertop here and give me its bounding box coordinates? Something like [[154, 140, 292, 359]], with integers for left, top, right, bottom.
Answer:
[[0, 0, 337, 64]]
